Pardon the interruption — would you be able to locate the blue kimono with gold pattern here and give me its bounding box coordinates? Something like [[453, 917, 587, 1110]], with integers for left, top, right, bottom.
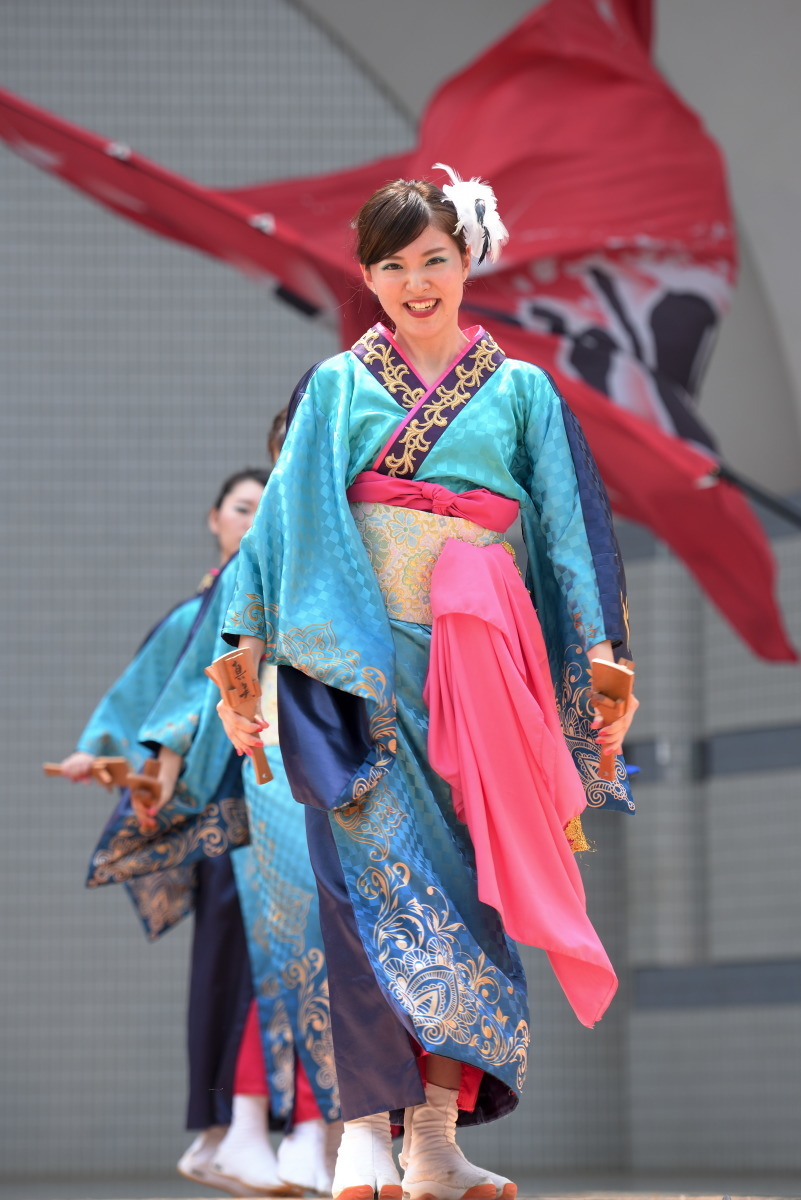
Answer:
[[141, 555, 339, 1124], [84, 572, 249, 940], [78, 573, 253, 1129], [81, 574, 248, 938], [222, 324, 632, 1126]]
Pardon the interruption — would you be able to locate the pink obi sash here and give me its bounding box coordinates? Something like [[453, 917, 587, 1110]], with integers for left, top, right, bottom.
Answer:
[[346, 471, 519, 534]]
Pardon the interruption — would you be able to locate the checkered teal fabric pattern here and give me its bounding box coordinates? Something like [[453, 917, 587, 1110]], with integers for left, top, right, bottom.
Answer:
[[77, 593, 202, 768], [233, 751, 339, 1123]]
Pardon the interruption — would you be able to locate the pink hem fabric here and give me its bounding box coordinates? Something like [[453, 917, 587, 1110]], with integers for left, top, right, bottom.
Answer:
[[423, 540, 618, 1028], [233, 999, 322, 1120], [347, 471, 519, 534], [233, 999, 268, 1096]]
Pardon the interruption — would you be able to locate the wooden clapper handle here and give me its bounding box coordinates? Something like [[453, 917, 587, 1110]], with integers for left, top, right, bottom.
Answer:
[[205, 650, 273, 785], [590, 658, 635, 782], [43, 756, 130, 790], [125, 758, 162, 833]]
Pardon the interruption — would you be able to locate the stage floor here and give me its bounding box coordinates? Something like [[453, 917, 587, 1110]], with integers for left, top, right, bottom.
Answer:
[[1, 1178, 799, 1200]]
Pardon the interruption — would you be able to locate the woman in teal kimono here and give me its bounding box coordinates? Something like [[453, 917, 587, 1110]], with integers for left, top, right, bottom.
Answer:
[[137, 448, 341, 1197], [57, 469, 279, 1194], [217, 172, 638, 1200]]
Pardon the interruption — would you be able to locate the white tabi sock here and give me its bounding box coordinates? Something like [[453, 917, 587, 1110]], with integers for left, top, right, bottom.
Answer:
[[332, 1111, 401, 1200], [178, 1124, 227, 1173], [213, 1093, 283, 1190], [277, 1117, 341, 1194], [400, 1083, 516, 1200]]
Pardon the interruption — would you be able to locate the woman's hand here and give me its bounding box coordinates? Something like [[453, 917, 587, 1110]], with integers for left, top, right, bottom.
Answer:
[[58, 752, 96, 782], [591, 691, 639, 758], [130, 747, 183, 833], [586, 639, 639, 760], [216, 700, 268, 756]]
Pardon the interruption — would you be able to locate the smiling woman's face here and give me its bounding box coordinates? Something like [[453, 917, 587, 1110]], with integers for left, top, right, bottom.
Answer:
[[360, 223, 470, 346]]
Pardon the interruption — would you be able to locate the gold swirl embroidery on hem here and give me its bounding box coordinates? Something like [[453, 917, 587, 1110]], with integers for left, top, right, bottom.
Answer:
[[358, 861, 529, 1090], [333, 780, 407, 862], [255, 991, 294, 1119], [226, 592, 268, 637], [88, 796, 249, 886], [383, 336, 504, 477], [283, 949, 341, 1120], [126, 867, 197, 939]]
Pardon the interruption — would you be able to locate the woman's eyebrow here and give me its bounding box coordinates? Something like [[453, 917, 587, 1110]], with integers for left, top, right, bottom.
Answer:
[[383, 245, 450, 261]]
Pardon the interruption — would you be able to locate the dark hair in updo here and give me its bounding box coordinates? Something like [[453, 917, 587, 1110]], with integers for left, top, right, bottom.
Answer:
[[212, 467, 270, 511], [267, 407, 288, 465], [354, 179, 467, 266]]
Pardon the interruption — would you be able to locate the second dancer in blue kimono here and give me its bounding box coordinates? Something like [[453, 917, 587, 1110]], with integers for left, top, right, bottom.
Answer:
[[59, 469, 268, 1193], [217, 168, 639, 1200], [138, 443, 341, 1197]]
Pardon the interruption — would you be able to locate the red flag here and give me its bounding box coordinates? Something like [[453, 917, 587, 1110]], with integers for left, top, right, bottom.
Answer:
[[0, 0, 795, 660]]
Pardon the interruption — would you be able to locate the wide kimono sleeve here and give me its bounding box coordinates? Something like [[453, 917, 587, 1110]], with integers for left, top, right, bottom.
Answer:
[[521, 367, 630, 664], [520, 365, 633, 812], [76, 595, 202, 769], [139, 556, 242, 813], [221, 355, 399, 811]]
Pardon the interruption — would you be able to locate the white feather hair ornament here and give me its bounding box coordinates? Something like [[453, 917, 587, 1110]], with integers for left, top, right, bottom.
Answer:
[[434, 162, 509, 265]]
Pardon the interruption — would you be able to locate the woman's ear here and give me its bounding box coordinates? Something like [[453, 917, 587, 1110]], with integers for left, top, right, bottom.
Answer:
[[207, 508, 220, 538], [360, 263, 376, 293]]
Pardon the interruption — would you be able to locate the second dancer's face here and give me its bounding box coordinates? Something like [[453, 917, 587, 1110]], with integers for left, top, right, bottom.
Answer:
[[209, 478, 265, 563], [361, 223, 470, 345]]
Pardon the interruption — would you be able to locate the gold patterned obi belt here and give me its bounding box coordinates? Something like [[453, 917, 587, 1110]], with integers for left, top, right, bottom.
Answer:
[[346, 472, 519, 624], [349, 500, 511, 625]]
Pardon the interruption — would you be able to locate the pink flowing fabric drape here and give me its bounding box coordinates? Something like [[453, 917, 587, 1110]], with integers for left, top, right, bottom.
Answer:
[[424, 539, 617, 1027]]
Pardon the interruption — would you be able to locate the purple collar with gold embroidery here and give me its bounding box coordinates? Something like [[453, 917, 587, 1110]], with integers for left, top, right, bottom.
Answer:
[[351, 323, 506, 478]]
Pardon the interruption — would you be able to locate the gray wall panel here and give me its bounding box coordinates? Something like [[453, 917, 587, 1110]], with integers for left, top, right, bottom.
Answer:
[[703, 539, 801, 733], [707, 771, 801, 962], [629, 1007, 801, 1172]]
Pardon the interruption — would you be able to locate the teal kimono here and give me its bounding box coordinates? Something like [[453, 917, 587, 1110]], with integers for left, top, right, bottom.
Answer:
[[81, 572, 248, 939], [78, 571, 253, 1129], [141, 555, 339, 1124], [222, 324, 632, 1125], [84, 571, 249, 940], [78, 589, 205, 767]]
